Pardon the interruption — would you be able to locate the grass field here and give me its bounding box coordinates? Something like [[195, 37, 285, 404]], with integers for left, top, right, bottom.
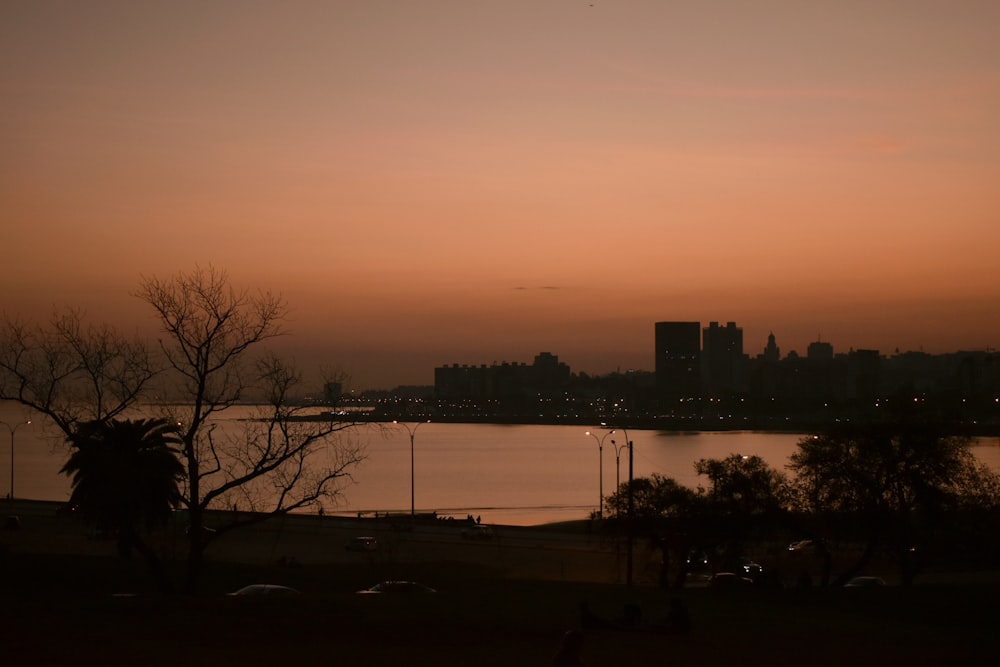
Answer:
[[2, 500, 999, 666]]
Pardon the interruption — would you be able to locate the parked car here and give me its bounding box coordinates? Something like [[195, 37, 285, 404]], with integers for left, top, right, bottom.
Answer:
[[55, 503, 80, 518], [708, 572, 754, 588], [345, 536, 378, 552], [229, 584, 301, 598], [844, 576, 886, 588], [685, 549, 712, 571], [738, 557, 763, 577], [788, 539, 818, 553], [356, 580, 437, 594], [460, 525, 494, 540]]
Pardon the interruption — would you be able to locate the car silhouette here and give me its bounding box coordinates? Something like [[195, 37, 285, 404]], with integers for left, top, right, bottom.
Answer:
[[460, 525, 494, 540], [788, 539, 819, 553], [229, 584, 301, 598], [844, 576, 886, 587], [346, 536, 378, 552], [356, 580, 437, 594], [739, 559, 763, 577], [708, 572, 754, 588]]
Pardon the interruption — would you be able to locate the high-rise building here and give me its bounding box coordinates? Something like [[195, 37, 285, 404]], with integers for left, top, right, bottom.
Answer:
[[807, 340, 834, 361], [763, 332, 780, 362], [702, 321, 744, 395], [654, 321, 701, 405]]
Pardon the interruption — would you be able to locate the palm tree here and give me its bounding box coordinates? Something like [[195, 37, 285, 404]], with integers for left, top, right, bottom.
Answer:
[[62, 418, 185, 591]]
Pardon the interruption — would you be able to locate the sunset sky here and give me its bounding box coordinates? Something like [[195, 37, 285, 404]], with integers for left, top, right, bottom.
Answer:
[[2, 1, 999, 390]]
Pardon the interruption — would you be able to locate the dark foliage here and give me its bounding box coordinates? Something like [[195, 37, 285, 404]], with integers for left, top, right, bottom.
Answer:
[[62, 418, 185, 590]]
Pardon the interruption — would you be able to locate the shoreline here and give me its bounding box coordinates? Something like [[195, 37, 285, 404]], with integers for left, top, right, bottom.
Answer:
[[299, 412, 1000, 437], [0, 498, 591, 534]]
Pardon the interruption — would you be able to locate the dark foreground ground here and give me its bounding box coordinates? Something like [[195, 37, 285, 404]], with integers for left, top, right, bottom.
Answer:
[[2, 500, 999, 666]]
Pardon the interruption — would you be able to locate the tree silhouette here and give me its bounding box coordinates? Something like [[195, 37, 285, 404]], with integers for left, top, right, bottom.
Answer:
[[604, 473, 702, 587], [695, 453, 790, 518], [136, 265, 365, 591], [0, 309, 157, 437], [62, 418, 185, 592], [604, 457, 792, 587], [694, 453, 791, 573], [789, 419, 1000, 585]]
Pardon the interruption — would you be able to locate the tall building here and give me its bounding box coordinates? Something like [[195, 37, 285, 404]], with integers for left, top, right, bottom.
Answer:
[[807, 340, 834, 361], [763, 332, 780, 362], [702, 321, 744, 395], [654, 321, 702, 405], [526, 352, 571, 394]]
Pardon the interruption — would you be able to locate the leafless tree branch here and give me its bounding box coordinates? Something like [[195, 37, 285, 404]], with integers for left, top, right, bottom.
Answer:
[[0, 309, 158, 437]]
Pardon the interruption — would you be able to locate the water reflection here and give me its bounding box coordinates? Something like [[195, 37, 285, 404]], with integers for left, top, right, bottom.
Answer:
[[4, 403, 999, 526]]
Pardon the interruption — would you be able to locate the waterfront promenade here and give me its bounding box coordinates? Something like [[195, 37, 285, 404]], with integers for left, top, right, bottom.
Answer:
[[0, 498, 628, 586]]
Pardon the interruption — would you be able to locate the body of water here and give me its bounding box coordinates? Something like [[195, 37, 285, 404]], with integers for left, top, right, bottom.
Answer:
[[4, 404, 1000, 526]]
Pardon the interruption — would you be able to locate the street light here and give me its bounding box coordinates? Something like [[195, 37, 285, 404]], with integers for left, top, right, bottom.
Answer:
[[1, 418, 31, 500], [624, 429, 635, 586], [610, 438, 630, 491], [584, 429, 614, 518], [394, 420, 430, 517], [610, 427, 635, 587]]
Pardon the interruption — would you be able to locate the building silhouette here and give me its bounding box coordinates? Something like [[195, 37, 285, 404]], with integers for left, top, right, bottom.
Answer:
[[702, 321, 744, 396], [807, 339, 834, 361], [763, 332, 780, 363], [412, 320, 1000, 430], [434, 352, 570, 401], [654, 322, 702, 408]]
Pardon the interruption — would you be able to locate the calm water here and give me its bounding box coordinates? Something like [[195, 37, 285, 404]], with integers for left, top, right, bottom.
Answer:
[[4, 404, 1000, 525]]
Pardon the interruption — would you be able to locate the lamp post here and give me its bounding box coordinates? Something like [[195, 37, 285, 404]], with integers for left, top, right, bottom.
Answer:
[[610, 427, 634, 587], [624, 429, 636, 587], [394, 420, 430, 517], [610, 438, 630, 491], [611, 428, 634, 588], [584, 429, 614, 519], [1, 418, 31, 500]]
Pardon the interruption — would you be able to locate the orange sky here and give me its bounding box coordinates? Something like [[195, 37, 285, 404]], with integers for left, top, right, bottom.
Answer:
[[2, 1, 999, 389]]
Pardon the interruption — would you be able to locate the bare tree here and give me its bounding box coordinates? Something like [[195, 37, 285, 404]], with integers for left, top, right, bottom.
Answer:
[[135, 266, 365, 591], [0, 309, 157, 437]]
